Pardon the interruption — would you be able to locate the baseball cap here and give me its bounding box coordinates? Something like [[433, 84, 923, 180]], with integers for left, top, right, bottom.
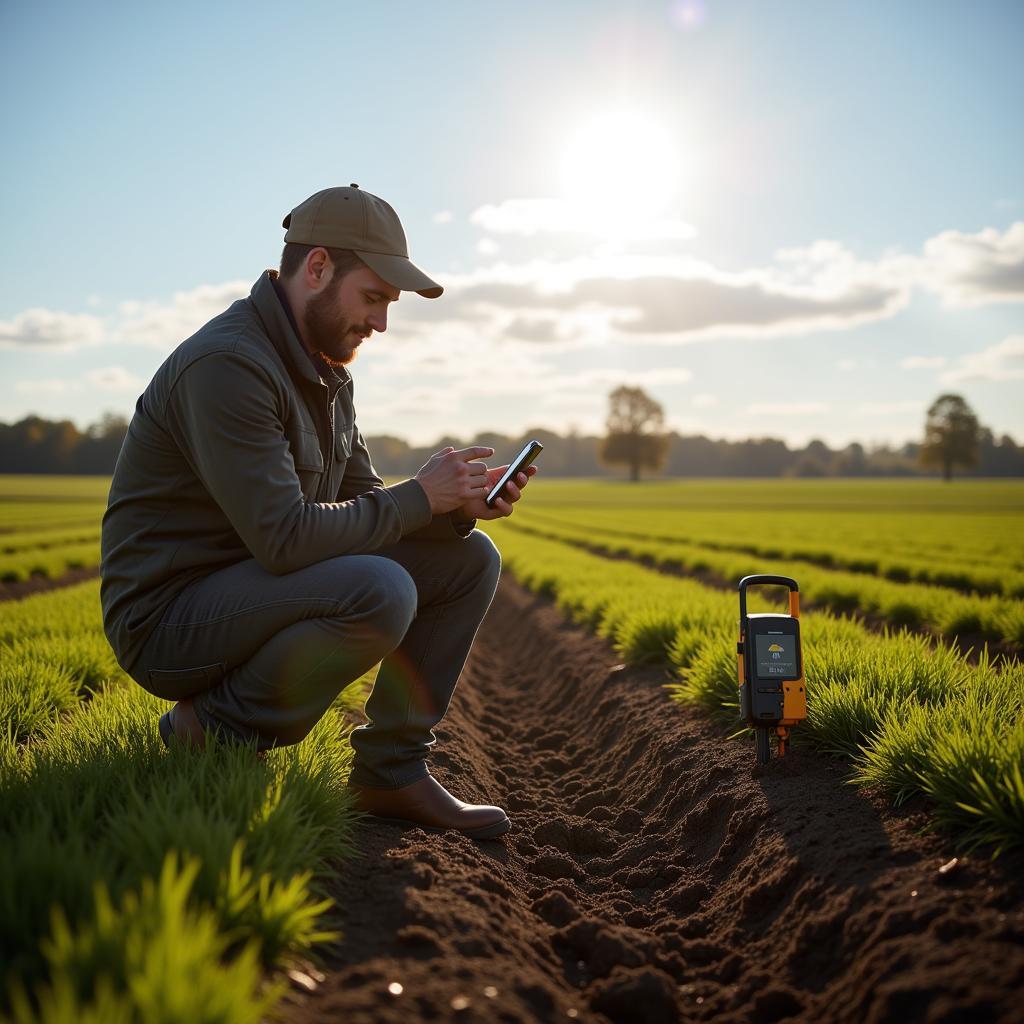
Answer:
[[282, 184, 443, 298]]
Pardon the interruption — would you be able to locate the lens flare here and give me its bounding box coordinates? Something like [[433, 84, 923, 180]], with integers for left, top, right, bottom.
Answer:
[[669, 0, 708, 31]]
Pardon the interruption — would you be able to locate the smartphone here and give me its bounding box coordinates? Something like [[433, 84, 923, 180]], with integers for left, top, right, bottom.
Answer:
[[485, 440, 543, 508]]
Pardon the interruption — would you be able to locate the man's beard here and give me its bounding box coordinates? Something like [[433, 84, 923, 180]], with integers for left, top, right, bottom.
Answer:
[[303, 283, 368, 367]]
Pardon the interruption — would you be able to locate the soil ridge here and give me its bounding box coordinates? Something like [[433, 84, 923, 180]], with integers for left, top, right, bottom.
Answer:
[[282, 577, 1024, 1023]]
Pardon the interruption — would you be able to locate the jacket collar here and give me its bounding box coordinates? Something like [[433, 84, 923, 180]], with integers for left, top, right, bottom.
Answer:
[[249, 269, 352, 390]]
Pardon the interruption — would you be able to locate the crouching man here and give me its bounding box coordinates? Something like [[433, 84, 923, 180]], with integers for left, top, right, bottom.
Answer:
[[100, 185, 535, 840]]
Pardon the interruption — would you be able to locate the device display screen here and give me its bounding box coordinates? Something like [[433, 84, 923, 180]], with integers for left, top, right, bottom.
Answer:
[[755, 632, 799, 679]]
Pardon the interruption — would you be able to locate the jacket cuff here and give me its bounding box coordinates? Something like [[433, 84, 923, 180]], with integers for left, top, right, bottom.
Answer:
[[386, 478, 434, 534], [451, 511, 477, 537]]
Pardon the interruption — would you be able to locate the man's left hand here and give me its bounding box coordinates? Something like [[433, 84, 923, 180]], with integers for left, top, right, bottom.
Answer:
[[456, 464, 538, 522]]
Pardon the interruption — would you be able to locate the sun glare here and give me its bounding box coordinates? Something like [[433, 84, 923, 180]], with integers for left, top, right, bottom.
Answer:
[[560, 109, 679, 233]]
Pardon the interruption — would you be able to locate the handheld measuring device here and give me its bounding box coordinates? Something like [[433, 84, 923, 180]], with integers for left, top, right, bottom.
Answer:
[[736, 575, 807, 764], [485, 440, 543, 508]]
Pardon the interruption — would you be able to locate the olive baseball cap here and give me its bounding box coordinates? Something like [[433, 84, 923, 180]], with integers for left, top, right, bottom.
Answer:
[[282, 184, 443, 298]]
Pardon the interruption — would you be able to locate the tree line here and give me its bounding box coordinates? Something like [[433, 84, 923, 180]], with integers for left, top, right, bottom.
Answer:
[[595, 387, 1021, 481], [2, 394, 1021, 477]]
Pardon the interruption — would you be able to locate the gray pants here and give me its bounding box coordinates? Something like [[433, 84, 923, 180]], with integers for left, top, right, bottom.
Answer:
[[130, 531, 501, 788]]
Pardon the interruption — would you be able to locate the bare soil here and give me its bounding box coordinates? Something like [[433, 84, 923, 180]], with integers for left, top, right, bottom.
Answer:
[[0, 566, 99, 602], [280, 578, 1024, 1023]]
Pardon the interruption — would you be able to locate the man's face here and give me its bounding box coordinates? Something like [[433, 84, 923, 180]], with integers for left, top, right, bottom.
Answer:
[[302, 263, 400, 368]]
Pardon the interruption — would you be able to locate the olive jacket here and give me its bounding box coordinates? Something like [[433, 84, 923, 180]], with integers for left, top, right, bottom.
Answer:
[[100, 269, 473, 675]]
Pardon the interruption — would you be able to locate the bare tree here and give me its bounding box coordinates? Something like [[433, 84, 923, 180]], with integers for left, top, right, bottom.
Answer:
[[600, 385, 670, 482], [919, 393, 979, 481]]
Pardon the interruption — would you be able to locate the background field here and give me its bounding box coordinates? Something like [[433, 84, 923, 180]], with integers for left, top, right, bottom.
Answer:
[[2, 475, 1022, 1020]]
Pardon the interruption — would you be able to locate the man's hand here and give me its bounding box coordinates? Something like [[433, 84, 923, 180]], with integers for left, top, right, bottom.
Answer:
[[414, 446, 494, 514], [456, 462, 538, 522]]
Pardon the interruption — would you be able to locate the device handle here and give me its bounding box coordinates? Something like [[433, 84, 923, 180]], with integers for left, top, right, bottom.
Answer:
[[738, 574, 800, 622]]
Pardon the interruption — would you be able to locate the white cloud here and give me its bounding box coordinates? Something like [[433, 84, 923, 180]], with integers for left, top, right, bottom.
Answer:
[[432, 210, 454, 224], [692, 393, 718, 408], [575, 363, 686, 393], [856, 400, 924, 415], [921, 221, 1024, 306], [3, 219, 1020, 369], [746, 401, 829, 416], [83, 366, 145, 392], [114, 279, 251, 349], [502, 315, 566, 344], [477, 238, 500, 256], [12, 366, 143, 397], [470, 197, 697, 242], [900, 355, 946, 369], [940, 334, 1024, 383], [0, 308, 105, 350], [418, 248, 910, 348], [15, 378, 84, 395]]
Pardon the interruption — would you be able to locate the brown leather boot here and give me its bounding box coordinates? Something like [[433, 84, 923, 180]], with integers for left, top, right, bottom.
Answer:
[[158, 698, 206, 750], [347, 774, 511, 840]]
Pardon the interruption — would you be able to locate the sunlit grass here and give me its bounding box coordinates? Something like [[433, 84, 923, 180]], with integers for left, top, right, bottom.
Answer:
[[0, 577, 373, 1019]]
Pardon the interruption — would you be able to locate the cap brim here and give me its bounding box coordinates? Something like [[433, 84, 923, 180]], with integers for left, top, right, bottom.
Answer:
[[354, 251, 444, 299]]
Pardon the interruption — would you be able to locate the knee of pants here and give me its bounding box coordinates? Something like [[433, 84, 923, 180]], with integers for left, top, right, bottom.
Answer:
[[366, 560, 419, 644], [464, 529, 502, 591]]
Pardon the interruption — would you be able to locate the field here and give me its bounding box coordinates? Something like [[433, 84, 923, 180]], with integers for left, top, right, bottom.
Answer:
[[1, 475, 1022, 1021]]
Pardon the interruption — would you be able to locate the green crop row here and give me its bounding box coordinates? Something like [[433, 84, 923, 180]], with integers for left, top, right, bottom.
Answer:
[[521, 505, 1024, 598], [482, 520, 1024, 854], [520, 479, 1024, 577], [0, 540, 101, 583], [1, 580, 371, 1022], [1, 526, 102, 556], [0, 475, 112, 503], [507, 512, 1024, 649], [0, 515, 102, 538]]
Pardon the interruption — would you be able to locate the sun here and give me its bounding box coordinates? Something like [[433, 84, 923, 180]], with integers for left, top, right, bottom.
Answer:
[[559, 108, 679, 232]]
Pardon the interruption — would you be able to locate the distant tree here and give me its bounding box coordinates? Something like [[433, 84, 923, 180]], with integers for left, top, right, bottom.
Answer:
[[76, 411, 128, 473], [976, 428, 1024, 476], [792, 454, 828, 477], [836, 442, 867, 476], [85, 411, 130, 441], [919, 393, 980, 481], [599, 385, 670, 482]]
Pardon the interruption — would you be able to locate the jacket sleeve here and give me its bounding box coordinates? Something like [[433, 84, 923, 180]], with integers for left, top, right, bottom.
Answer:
[[337, 423, 477, 541], [164, 351, 434, 574]]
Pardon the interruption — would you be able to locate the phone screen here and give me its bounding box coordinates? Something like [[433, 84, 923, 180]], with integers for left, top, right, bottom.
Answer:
[[485, 441, 543, 507]]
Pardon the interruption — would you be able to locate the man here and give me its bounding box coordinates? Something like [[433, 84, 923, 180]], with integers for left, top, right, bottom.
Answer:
[[100, 185, 535, 840]]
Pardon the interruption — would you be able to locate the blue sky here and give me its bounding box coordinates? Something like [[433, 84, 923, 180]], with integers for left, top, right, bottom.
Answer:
[[2, 0, 1022, 449]]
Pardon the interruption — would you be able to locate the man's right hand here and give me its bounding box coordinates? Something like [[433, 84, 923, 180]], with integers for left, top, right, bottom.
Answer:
[[414, 446, 494, 514]]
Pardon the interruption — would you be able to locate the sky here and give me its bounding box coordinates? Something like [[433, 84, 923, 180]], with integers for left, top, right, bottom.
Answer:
[[1, 0, 1022, 450]]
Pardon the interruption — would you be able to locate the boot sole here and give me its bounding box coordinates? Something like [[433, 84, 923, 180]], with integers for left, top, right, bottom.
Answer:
[[357, 812, 512, 841]]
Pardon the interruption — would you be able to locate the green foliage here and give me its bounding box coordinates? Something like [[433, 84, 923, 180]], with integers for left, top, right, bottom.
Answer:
[[0, 526, 102, 556], [0, 569, 373, 1019], [6, 852, 277, 1024], [0, 657, 82, 744], [0, 581, 110, 646], [855, 662, 1024, 852], [920, 393, 980, 480], [0, 540, 101, 582], [512, 478, 1024, 597], [510, 507, 1024, 647]]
